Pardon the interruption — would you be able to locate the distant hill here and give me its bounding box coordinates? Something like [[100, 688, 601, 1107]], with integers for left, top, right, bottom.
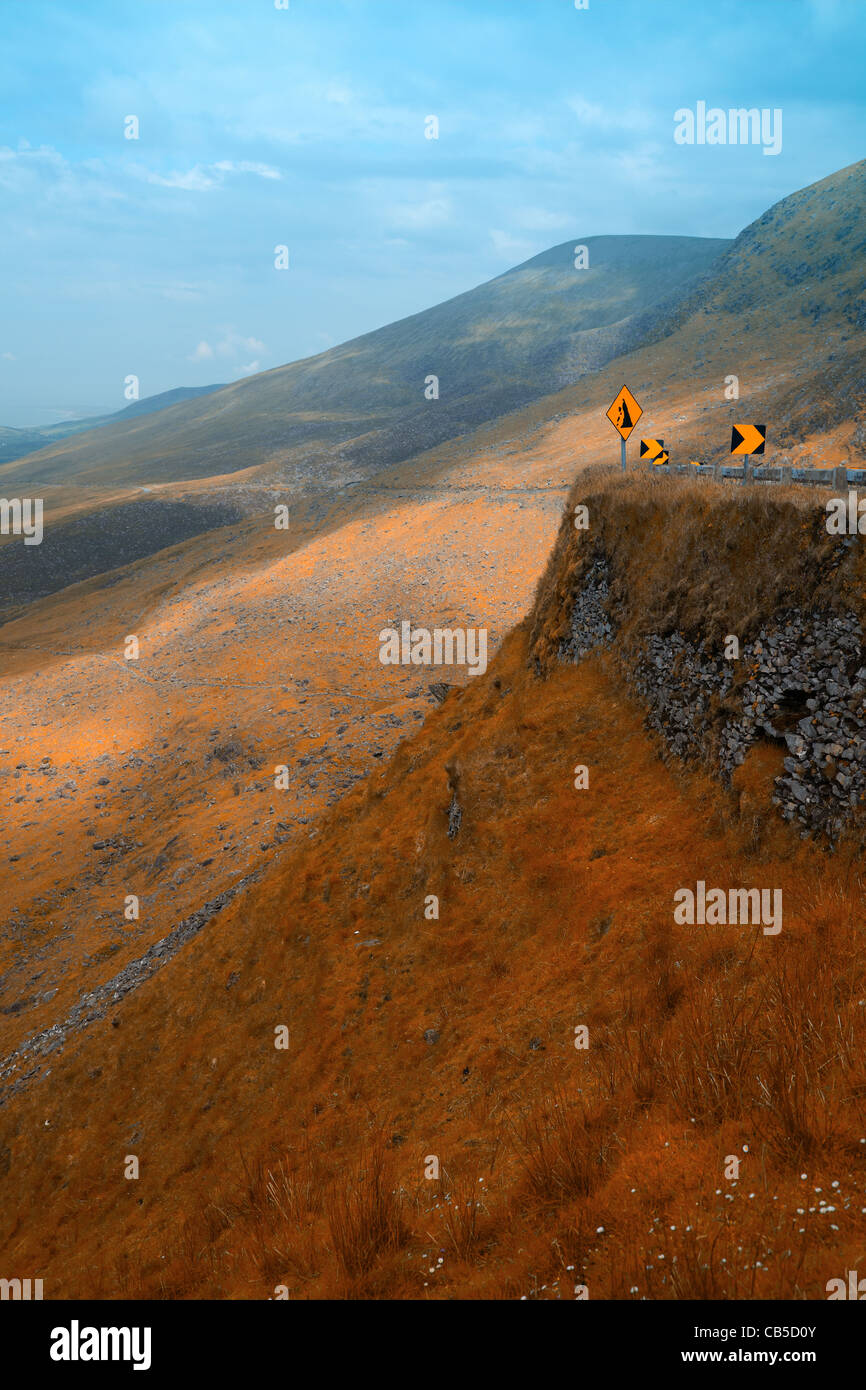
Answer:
[[0, 383, 227, 465], [0, 236, 728, 488]]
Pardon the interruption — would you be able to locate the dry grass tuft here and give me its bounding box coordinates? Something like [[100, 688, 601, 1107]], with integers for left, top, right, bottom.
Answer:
[[326, 1146, 410, 1282]]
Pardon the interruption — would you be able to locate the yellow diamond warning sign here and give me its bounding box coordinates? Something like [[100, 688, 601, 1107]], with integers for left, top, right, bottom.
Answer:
[[606, 385, 643, 440]]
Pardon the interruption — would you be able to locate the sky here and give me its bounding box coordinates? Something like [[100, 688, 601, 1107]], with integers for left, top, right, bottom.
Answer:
[[1, 0, 864, 426]]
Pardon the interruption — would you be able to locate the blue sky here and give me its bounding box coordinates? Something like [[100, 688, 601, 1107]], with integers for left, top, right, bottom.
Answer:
[[1, 0, 864, 426]]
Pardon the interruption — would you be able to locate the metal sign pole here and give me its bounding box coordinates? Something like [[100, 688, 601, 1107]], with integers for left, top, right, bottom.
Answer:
[[621, 437, 626, 473]]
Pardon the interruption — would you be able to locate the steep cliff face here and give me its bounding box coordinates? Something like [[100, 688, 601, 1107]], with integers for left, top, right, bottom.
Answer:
[[529, 469, 866, 844]]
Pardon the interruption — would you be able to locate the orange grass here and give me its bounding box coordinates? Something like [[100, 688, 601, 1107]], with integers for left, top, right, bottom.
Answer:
[[2, 612, 865, 1300]]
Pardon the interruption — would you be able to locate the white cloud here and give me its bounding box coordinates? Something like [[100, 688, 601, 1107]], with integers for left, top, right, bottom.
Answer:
[[225, 333, 265, 356], [159, 282, 207, 303], [517, 208, 571, 232], [189, 331, 266, 364], [224, 81, 415, 147], [146, 165, 218, 192], [0, 143, 68, 192], [324, 83, 353, 106], [239, 360, 260, 375], [567, 96, 651, 134], [0, 144, 128, 215], [136, 160, 281, 192], [614, 142, 666, 185], [388, 193, 453, 231], [212, 160, 282, 180]]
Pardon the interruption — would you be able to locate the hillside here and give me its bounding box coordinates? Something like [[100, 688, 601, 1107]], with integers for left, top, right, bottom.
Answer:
[[1, 159, 865, 1302], [1, 479, 865, 1300], [0, 235, 727, 489]]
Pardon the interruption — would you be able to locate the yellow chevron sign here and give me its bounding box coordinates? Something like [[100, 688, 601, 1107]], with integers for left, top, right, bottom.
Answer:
[[606, 384, 643, 440], [640, 438, 665, 462], [731, 424, 766, 456], [655, 450, 670, 466]]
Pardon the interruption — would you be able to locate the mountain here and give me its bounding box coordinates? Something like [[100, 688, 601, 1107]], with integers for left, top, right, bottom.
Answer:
[[447, 157, 866, 475], [0, 235, 728, 488], [0, 383, 227, 464], [634, 158, 866, 458]]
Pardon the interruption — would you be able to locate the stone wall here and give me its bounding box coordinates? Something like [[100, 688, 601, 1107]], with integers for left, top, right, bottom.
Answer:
[[557, 557, 616, 662], [560, 556, 866, 843]]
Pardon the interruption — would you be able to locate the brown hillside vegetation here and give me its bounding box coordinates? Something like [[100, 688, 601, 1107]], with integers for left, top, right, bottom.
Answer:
[[531, 467, 866, 667], [2, 481, 866, 1300]]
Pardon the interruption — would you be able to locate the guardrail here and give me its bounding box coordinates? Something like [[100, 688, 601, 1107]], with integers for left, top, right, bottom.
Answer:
[[643, 463, 866, 488]]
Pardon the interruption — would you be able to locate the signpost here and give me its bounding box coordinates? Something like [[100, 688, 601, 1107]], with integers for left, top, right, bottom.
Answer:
[[606, 385, 643, 472], [731, 424, 766, 485], [603, 409, 768, 484], [640, 438, 666, 464], [731, 424, 766, 456]]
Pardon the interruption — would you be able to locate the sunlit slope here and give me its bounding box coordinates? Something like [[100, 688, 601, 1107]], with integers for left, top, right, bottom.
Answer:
[[0, 456, 568, 1061], [0, 236, 727, 488], [2, 604, 864, 1300]]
